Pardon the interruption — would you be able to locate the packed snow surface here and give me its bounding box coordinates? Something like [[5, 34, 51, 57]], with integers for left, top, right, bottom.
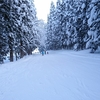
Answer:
[[0, 50, 100, 100]]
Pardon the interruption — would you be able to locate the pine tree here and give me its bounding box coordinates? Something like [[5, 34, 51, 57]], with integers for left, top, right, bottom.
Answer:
[[0, 0, 40, 63], [46, 1, 56, 50], [36, 20, 46, 49], [0, 0, 10, 63], [9, 0, 38, 59], [73, 0, 89, 50], [60, 0, 71, 49], [20, 0, 37, 56], [54, 0, 64, 49], [63, 0, 75, 50], [87, 0, 100, 53]]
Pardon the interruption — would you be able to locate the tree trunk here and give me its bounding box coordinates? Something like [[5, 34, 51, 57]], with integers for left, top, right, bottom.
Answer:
[[10, 48, 13, 62], [20, 40, 24, 58]]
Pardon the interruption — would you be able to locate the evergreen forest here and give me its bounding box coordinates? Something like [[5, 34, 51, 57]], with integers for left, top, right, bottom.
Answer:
[[46, 0, 100, 52], [0, 0, 100, 63]]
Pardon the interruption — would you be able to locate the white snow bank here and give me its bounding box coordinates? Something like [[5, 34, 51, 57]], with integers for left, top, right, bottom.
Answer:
[[0, 50, 100, 100]]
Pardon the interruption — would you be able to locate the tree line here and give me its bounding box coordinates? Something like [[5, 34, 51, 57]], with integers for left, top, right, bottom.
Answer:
[[0, 0, 100, 64], [46, 0, 100, 52], [0, 0, 46, 63]]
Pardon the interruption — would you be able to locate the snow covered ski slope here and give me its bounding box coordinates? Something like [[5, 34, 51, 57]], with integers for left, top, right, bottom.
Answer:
[[0, 50, 100, 100]]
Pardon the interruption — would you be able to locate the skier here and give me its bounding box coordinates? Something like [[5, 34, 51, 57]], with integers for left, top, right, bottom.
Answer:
[[47, 51, 49, 54], [41, 50, 44, 56]]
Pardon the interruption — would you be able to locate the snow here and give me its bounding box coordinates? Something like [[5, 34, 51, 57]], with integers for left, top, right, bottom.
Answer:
[[91, 0, 98, 3], [88, 5, 97, 27], [0, 50, 100, 100], [81, 3, 85, 9]]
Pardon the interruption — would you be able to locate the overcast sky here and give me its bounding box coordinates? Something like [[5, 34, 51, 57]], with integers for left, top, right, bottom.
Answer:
[[34, 0, 57, 22]]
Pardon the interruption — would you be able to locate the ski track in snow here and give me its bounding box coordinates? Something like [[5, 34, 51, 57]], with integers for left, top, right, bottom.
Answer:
[[0, 50, 100, 100]]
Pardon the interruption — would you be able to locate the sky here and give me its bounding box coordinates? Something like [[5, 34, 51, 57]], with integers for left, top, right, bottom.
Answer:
[[34, 0, 57, 22]]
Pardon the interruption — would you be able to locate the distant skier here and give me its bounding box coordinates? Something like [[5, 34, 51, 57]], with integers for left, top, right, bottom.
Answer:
[[41, 50, 44, 56], [47, 51, 49, 54]]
